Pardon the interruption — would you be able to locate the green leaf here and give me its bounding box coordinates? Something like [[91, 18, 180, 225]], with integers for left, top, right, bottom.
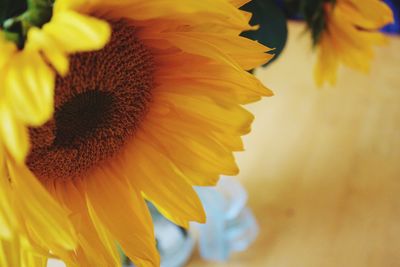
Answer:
[[1, 0, 53, 48], [241, 0, 288, 66], [281, 0, 303, 18], [0, 0, 27, 26], [26, 0, 53, 28]]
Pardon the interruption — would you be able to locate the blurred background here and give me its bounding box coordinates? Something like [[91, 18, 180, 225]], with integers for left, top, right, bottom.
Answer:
[[188, 21, 400, 267]]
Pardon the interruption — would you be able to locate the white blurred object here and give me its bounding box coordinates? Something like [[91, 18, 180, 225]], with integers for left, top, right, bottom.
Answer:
[[193, 177, 259, 261], [47, 259, 66, 267]]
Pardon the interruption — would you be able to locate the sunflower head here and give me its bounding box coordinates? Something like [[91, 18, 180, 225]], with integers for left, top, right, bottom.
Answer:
[[312, 0, 394, 86], [0, 0, 272, 266], [27, 19, 154, 182]]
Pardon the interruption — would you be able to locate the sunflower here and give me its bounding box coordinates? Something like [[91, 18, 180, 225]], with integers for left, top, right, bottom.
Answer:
[[0, 0, 272, 266], [314, 0, 394, 86]]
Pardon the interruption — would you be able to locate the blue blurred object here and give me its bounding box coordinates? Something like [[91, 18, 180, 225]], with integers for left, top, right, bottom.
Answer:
[[383, 0, 400, 34], [194, 177, 259, 262], [153, 211, 195, 267]]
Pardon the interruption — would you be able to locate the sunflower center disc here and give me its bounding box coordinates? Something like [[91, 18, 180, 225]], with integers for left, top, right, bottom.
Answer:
[[27, 20, 154, 181]]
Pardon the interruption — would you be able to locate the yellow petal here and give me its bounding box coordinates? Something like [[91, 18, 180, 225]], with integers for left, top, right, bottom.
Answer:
[[170, 32, 272, 70], [98, 0, 249, 28], [85, 203, 122, 267], [53, 181, 121, 267], [1, 237, 48, 267], [0, 238, 21, 267], [346, 0, 394, 28], [54, 0, 89, 12], [122, 139, 206, 227], [26, 28, 69, 76], [85, 167, 159, 267], [143, 120, 239, 176], [156, 52, 272, 98], [156, 93, 254, 135], [7, 162, 77, 253], [314, 35, 339, 87], [0, 103, 29, 163], [0, 153, 17, 239], [5, 51, 55, 126], [21, 246, 48, 267], [0, 33, 17, 70], [229, 0, 251, 7], [43, 10, 111, 53]]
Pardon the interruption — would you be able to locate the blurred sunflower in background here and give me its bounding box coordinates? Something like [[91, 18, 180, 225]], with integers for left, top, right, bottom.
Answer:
[[0, 0, 272, 266], [313, 0, 394, 86], [242, 0, 395, 87]]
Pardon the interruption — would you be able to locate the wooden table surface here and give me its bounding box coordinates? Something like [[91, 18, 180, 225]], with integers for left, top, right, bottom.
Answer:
[[189, 23, 400, 267]]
